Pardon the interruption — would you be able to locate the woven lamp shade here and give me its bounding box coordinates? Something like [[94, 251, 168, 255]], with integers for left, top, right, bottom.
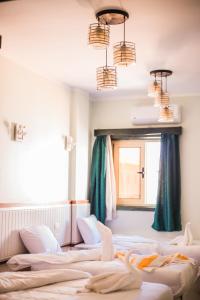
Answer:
[[88, 23, 110, 49], [96, 66, 117, 90], [113, 42, 136, 66], [154, 91, 170, 107], [148, 81, 161, 97], [158, 106, 174, 122]]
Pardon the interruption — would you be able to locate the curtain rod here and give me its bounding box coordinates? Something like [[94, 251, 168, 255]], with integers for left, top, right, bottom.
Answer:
[[94, 127, 182, 137]]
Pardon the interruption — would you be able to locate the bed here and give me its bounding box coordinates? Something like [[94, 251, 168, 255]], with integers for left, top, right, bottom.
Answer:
[[0, 282, 173, 300], [73, 214, 200, 266], [2, 206, 199, 299], [0, 269, 173, 300], [7, 250, 198, 298], [31, 260, 198, 298], [74, 232, 200, 269], [34, 261, 197, 297]]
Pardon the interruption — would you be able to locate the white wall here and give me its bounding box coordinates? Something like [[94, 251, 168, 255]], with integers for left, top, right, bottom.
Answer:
[[91, 95, 200, 240], [0, 56, 90, 204], [69, 88, 90, 200]]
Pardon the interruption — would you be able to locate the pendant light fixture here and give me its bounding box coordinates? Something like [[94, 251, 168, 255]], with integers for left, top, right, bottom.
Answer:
[[148, 69, 174, 122], [88, 22, 110, 49], [148, 74, 161, 97], [97, 47, 117, 90], [158, 106, 174, 122], [113, 16, 136, 66], [88, 8, 135, 90], [154, 91, 170, 107], [149, 70, 172, 107]]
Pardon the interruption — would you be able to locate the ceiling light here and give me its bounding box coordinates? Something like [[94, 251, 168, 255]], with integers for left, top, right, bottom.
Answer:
[[154, 91, 170, 107], [158, 106, 174, 122], [113, 42, 136, 67], [149, 69, 174, 122], [113, 15, 136, 66], [96, 9, 129, 25], [88, 9, 134, 90], [88, 23, 110, 49], [148, 80, 161, 97], [97, 48, 117, 90], [149, 70, 172, 107]]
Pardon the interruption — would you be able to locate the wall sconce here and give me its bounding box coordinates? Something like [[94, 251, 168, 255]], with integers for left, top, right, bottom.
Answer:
[[64, 135, 76, 151], [13, 123, 27, 142]]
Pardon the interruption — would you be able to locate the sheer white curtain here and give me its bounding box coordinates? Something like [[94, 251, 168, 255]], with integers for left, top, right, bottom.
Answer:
[[106, 136, 117, 221]]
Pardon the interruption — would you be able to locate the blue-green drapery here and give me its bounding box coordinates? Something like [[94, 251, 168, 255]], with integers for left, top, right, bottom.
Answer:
[[152, 133, 182, 231], [89, 136, 107, 224]]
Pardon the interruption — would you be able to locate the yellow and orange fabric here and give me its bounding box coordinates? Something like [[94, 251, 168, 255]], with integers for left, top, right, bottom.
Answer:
[[115, 251, 194, 272]]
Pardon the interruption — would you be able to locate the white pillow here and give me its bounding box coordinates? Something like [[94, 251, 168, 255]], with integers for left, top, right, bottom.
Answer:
[[20, 225, 61, 254], [77, 215, 101, 244]]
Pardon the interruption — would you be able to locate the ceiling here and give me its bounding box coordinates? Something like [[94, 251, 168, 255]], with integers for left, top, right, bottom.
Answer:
[[0, 0, 200, 98]]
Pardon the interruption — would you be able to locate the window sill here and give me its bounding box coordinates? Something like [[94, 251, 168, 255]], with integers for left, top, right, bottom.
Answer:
[[117, 205, 155, 211]]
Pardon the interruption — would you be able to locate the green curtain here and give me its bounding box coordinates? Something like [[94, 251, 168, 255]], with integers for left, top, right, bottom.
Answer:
[[152, 133, 182, 231], [89, 136, 107, 223]]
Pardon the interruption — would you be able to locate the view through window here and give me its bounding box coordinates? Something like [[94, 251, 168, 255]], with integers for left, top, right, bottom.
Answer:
[[113, 140, 160, 207]]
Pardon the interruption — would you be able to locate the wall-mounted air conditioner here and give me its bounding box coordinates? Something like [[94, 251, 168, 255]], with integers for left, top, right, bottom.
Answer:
[[131, 105, 181, 125]]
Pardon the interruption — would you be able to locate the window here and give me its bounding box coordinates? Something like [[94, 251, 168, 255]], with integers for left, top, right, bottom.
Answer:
[[113, 139, 160, 208]]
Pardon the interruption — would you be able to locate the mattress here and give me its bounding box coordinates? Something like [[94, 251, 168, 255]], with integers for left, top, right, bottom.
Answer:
[[31, 258, 197, 297], [0, 279, 173, 300]]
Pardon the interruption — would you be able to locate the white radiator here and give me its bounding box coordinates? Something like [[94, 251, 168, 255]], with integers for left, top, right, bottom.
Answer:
[[71, 203, 90, 244], [0, 204, 71, 262]]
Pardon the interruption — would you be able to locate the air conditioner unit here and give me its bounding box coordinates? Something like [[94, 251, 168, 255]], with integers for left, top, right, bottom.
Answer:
[[131, 105, 181, 125]]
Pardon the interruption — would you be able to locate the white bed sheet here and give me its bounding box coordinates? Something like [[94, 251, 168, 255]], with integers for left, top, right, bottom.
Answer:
[[7, 248, 198, 297], [75, 234, 160, 254], [30, 258, 198, 297], [160, 243, 200, 265], [74, 234, 200, 265], [112, 234, 157, 244], [0, 279, 173, 300]]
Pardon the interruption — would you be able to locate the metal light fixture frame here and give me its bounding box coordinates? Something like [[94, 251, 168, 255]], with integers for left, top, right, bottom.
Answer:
[[158, 106, 174, 123], [148, 70, 161, 97], [95, 9, 128, 89], [150, 69, 172, 107], [88, 22, 110, 49], [96, 9, 129, 25], [113, 15, 136, 66], [96, 47, 117, 90], [149, 69, 174, 122], [150, 69, 172, 78], [89, 8, 129, 49], [90, 8, 134, 90]]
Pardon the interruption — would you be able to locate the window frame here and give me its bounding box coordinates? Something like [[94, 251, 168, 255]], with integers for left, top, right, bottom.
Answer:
[[112, 139, 160, 210], [113, 140, 145, 207]]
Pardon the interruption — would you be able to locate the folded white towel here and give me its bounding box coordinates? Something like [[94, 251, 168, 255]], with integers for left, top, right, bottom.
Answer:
[[183, 222, 193, 245], [169, 222, 193, 246], [86, 248, 142, 294], [96, 221, 114, 261]]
